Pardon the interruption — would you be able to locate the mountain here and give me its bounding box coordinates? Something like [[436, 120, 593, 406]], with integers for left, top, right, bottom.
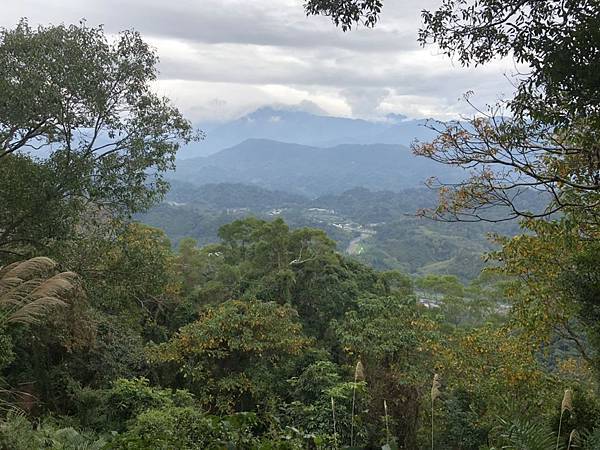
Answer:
[[172, 138, 463, 197], [178, 106, 437, 158], [165, 181, 308, 209]]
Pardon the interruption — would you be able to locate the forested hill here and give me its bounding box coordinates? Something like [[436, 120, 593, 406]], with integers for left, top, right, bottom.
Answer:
[[172, 138, 464, 196], [3, 2, 600, 448]]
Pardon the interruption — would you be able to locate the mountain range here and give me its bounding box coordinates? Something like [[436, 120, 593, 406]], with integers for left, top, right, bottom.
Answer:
[[172, 138, 462, 197], [179, 106, 437, 158]]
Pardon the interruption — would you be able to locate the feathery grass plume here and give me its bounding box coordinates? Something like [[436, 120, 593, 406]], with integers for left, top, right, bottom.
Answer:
[[431, 374, 441, 450], [557, 389, 574, 450], [355, 360, 365, 382], [331, 397, 338, 450], [383, 399, 390, 446], [567, 429, 579, 450], [431, 374, 441, 402], [350, 359, 365, 447], [1, 257, 56, 280], [562, 389, 573, 414], [0, 258, 76, 325]]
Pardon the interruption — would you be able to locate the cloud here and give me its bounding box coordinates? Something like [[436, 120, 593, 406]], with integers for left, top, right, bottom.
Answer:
[[1, 0, 519, 121], [342, 88, 391, 118]]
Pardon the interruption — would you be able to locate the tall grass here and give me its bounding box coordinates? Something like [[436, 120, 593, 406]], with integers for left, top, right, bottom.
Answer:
[[350, 360, 365, 447], [567, 429, 579, 450], [431, 374, 441, 450], [383, 399, 390, 447], [331, 397, 338, 450], [556, 389, 573, 450]]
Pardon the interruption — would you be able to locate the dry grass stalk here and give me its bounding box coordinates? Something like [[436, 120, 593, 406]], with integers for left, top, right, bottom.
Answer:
[[355, 360, 365, 382], [431, 373, 441, 450], [350, 359, 365, 447], [431, 374, 441, 402], [562, 389, 573, 413], [384, 399, 390, 446], [567, 429, 579, 450], [557, 389, 574, 450], [331, 397, 338, 450]]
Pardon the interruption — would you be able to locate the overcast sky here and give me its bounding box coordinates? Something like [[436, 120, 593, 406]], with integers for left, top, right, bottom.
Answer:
[[2, 0, 519, 123]]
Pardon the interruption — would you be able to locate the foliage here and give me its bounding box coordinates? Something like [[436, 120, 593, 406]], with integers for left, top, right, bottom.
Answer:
[[0, 10, 598, 449], [488, 416, 556, 450], [142, 184, 529, 281], [304, 0, 383, 31], [0, 20, 197, 258], [0, 257, 77, 326], [111, 407, 261, 450], [150, 299, 311, 414], [0, 412, 107, 450], [334, 294, 438, 447]]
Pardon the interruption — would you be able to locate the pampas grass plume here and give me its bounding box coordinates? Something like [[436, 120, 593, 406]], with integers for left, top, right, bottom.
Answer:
[[562, 389, 573, 414], [354, 360, 365, 382], [431, 374, 441, 402]]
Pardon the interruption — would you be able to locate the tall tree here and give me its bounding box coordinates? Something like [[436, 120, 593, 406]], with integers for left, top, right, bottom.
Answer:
[[0, 20, 198, 258]]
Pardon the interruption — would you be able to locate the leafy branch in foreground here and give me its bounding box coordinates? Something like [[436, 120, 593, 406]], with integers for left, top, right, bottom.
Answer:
[[413, 105, 600, 226], [304, 0, 383, 31]]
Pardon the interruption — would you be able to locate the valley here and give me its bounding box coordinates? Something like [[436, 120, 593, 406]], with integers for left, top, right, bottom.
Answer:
[[140, 182, 527, 281]]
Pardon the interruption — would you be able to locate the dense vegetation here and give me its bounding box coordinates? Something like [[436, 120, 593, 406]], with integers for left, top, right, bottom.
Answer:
[[141, 183, 534, 280], [1, 1, 600, 449]]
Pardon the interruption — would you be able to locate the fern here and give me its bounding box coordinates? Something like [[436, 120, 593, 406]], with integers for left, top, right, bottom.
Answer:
[[580, 427, 600, 450], [492, 416, 559, 450]]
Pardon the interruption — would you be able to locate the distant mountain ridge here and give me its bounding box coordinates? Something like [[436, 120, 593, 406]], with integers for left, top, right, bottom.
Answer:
[[179, 106, 437, 158], [172, 138, 464, 197]]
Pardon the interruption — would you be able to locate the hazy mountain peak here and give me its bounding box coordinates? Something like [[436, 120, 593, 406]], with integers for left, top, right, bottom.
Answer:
[[178, 105, 436, 159]]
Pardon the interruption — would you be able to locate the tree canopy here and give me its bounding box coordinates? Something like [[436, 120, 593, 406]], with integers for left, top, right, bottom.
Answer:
[[0, 20, 197, 258]]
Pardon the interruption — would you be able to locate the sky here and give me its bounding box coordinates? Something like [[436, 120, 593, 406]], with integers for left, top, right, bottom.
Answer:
[[2, 0, 520, 123]]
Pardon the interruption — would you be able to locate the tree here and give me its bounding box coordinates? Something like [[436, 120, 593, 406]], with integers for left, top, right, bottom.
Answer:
[[215, 218, 378, 337], [149, 299, 312, 414], [307, 0, 600, 373], [559, 240, 600, 372], [334, 294, 438, 447], [415, 0, 600, 224], [0, 20, 198, 258]]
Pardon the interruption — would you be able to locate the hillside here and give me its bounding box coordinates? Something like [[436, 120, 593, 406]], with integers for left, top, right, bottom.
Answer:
[[172, 138, 463, 196], [140, 183, 531, 280]]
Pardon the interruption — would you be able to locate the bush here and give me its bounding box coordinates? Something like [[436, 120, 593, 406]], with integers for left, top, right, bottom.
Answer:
[[111, 407, 259, 449], [0, 412, 107, 450]]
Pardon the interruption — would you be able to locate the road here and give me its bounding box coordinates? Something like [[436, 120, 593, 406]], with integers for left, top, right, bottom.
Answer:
[[346, 232, 372, 255]]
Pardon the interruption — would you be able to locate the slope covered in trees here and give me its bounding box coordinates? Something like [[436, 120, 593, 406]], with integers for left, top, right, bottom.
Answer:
[[172, 139, 464, 197], [141, 183, 536, 280]]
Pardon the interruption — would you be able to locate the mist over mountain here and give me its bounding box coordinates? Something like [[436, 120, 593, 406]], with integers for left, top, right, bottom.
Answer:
[[172, 138, 463, 197], [178, 106, 437, 158]]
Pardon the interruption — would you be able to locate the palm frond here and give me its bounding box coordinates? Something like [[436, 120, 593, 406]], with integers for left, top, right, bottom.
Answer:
[[494, 416, 557, 450]]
